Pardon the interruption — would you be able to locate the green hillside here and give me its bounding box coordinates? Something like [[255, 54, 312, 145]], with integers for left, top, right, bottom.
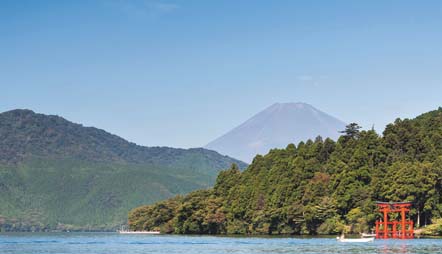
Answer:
[[0, 109, 246, 231], [129, 108, 442, 235]]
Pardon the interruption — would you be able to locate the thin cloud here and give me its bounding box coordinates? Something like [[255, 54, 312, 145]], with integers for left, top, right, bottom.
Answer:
[[296, 75, 314, 81]]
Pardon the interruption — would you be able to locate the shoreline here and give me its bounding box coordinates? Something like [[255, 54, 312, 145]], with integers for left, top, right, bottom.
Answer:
[[2, 231, 442, 238]]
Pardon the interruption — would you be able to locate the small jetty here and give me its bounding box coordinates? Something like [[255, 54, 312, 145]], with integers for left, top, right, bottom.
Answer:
[[118, 230, 161, 235], [117, 225, 160, 234]]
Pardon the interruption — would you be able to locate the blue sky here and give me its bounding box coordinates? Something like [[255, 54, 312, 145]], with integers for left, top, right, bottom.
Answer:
[[1, 0, 442, 148]]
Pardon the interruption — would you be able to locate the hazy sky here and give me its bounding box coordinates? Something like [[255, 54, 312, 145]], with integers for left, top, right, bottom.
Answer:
[[1, 0, 442, 148]]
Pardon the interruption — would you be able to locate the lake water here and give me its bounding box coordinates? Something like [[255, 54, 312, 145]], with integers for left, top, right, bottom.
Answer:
[[1, 233, 442, 254]]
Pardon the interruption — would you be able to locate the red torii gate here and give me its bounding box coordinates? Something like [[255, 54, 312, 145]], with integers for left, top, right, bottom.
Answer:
[[375, 201, 414, 239]]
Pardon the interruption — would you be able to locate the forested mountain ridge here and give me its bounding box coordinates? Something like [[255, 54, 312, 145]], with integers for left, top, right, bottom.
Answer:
[[129, 107, 442, 235], [0, 109, 244, 168], [0, 109, 246, 231]]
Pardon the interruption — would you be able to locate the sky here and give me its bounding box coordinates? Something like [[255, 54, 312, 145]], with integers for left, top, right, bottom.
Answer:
[[1, 0, 442, 148]]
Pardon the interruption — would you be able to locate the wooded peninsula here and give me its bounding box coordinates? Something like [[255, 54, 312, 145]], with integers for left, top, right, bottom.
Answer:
[[129, 108, 442, 235]]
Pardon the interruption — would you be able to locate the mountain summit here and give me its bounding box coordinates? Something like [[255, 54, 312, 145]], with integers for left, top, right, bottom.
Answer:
[[205, 103, 346, 162]]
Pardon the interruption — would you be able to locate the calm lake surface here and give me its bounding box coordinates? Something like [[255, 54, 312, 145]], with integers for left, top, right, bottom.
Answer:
[[1, 233, 442, 254]]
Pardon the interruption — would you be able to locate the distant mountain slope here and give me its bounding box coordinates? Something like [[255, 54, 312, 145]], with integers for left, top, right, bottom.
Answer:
[[205, 103, 347, 162], [0, 109, 246, 231]]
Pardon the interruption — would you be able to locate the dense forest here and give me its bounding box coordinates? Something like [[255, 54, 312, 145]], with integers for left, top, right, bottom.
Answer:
[[129, 108, 442, 235], [0, 109, 246, 232]]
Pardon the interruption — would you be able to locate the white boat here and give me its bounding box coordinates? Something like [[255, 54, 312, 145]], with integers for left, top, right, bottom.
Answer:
[[336, 234, 374, 243], [118, 230, 161, 234], [337, 236, 375, 243], [361, 233, 376, 237]]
